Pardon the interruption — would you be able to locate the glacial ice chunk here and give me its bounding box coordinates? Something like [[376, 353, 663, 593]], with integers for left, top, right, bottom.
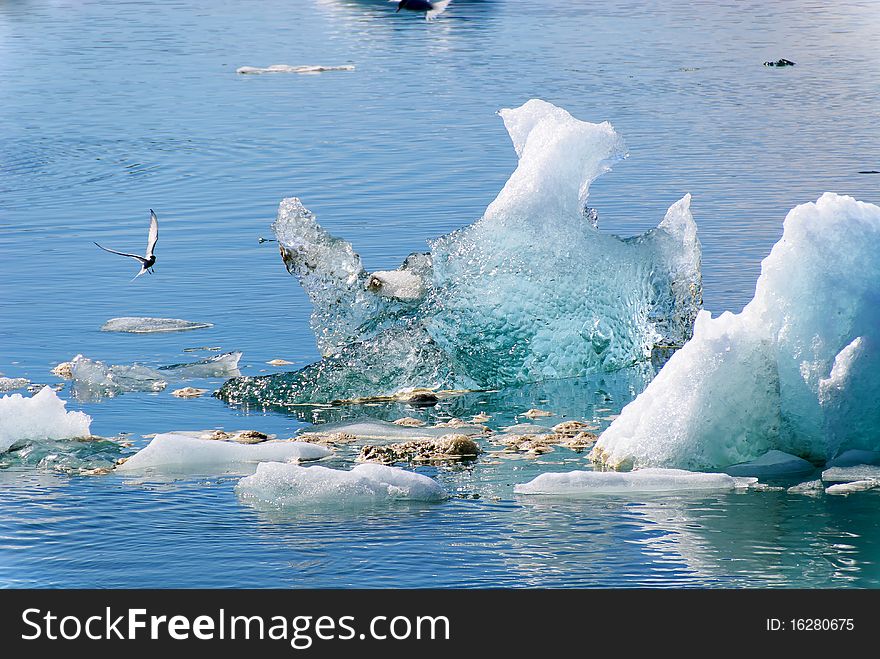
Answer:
[[825, 480, 879, 496], [298, 418, 486, 442], [70, 352, 241, 399], [235, 462, 447, 505], [0, 377, 29, 392], [593, 193, 880, 471], [821, 464, 880, 484], [513, 468, 754, 496], [101, 317, 213, 333], [0, 387, 92, 453], [116, 433, 330, 473], [218, 100, 702, 407]]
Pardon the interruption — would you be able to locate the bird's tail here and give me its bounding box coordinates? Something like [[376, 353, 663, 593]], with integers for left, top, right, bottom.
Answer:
[[131, 268, 147, 282], [426, 0, 451, 20]]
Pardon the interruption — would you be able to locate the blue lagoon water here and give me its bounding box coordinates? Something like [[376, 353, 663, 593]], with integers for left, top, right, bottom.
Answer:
[[1, 0, 880, 587]]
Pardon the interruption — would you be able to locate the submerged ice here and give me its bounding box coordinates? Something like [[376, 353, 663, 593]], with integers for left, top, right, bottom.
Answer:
[[68, 352, 241, 398], [219, 100, 701, 407], [593, 193, 880, 471], [0, 387, 92, 452]]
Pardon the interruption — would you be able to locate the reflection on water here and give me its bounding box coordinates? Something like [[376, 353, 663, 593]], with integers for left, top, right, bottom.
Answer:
[[2, 0, 880, 587]]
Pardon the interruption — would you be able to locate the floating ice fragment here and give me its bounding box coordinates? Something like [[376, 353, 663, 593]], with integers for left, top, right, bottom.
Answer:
[[787, 479, 824, 495], [69, 353, 241, 399], [297, 417, 485, 442], [724, 450, 815, 478], [825, 480, 879, 496], [593, 193, 880, 471], [236, 64, 355, 75], [821, 464, 880, 484], [235, 462, 446, 505], [101, 317, 213, 333], [159, 352, 241, 378], [116, 433, 330, 473], [514, 468, 754, 496], [218, 99, 701, 407], [0, 377, 29, 392], [0, 387, 92, 453]]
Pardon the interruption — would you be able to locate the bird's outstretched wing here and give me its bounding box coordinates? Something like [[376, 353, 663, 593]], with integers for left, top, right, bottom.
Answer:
[[146, 210, 158, 259], [94, 242, 149, 265], [427, 0, 452, 20]]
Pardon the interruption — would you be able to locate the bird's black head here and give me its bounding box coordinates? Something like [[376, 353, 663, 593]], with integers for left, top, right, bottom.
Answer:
[[397, 0, 406, 12]]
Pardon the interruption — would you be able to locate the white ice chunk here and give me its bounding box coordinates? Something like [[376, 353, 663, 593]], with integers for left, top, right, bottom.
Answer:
[[821, 464, 880, 484], [300, 418, 484, 441], [236, 64, 355, 75], [0, 387, 92, 453], [366, 270, 424, 300], [116, 433, 330, 473], [787, 479, 825, 495], [594, 193, 880, 471], [513, 468, 754, 496], [825, 480, 880, 496], [101, 317, 213, 333], [724, 450, 815, 478], [235, 462, 447, 505], [0, 377, 29, 392]]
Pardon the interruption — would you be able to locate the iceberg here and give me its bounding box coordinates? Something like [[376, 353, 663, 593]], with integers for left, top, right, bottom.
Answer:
[[593, 193, 880, 471], [116, 433, 330, 473], [218, 100, 701, 407], [235, 462, 447, 505], [0, 387, 92, 453], [101, 317, 213, 333], [514, 468, 754, 496]]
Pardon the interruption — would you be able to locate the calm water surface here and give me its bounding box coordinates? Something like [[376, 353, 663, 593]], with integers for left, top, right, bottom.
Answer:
[[1, 0, 879, 587]]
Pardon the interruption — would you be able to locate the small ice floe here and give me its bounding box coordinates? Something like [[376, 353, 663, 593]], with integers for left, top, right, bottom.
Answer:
[[825, 480, 880, 496], [724, 450, 815, 478], [821, 464, 880, 484], [116, 433, 330, 473], [235, 64, 355, 75], [0, 387, 92, 453], [266, 359, 293, 366], [70, 355, 168, 396], [358, 434, 480, 465], [787, 479, 825, 496], [471, 412, 491, 423], [159, 352, 241, 378], [235, 462, 446, 505], [171, 387, 208, 398], [298, 417, 486, 442], [522, 408, 553, 419], [69, 352, 241, 398], [393, 417, 425, 427], [294, 431, 357, 447], [0, 377, 29, 392], [101, 317, 213, 333], [515, 468, 756, 496]]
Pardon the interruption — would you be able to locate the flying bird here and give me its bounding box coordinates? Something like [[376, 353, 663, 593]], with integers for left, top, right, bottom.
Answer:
[[94, 210, 158, 280], [393, 0, 452, 21]]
